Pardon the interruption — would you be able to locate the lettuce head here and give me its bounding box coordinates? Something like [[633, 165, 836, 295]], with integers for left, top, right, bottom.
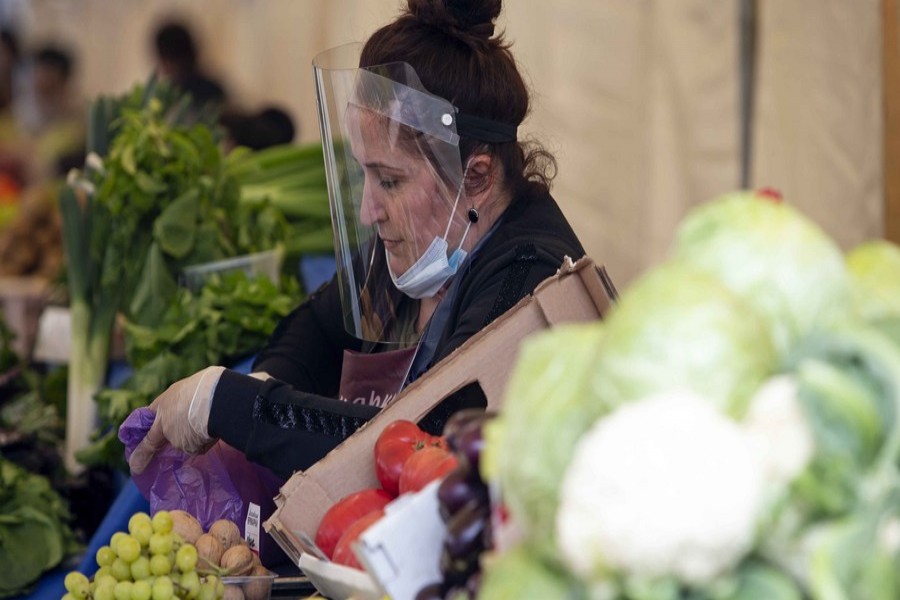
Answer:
[[591, 260, 776, 417], [479, 545, 586, 600], [485, 322, 606, 549], [846, 240, 900, 323], [673, 191, 852, 358]]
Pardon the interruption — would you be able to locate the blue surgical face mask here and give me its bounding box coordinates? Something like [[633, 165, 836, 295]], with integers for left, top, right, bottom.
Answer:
[[387, 165, 473, 299]]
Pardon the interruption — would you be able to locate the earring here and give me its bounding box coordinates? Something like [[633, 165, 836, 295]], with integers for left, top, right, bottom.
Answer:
[[467, 208, 479, 223]]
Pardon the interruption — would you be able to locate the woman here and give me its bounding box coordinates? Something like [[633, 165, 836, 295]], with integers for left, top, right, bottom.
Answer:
[[128, 0, 585, 479]]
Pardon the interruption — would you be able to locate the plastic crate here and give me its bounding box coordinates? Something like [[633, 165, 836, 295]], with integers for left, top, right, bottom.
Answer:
[[180, 248, 284, 292]]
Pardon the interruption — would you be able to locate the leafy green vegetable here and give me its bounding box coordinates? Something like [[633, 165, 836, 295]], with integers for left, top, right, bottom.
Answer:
[[78, 271, 301, 469], [0, 314, 18, 374], [846, 240, 900, 323], [591, 260, 776, 417], [485, 323, 605, 552], [673, 191, 853, 359], [0, 459, 78, 597], [750, 324, 900, 598], [713, 562, 803, 600], [61, 79, 290, 470], [478, 545, 587, 600], [231, 142, 334, 262]]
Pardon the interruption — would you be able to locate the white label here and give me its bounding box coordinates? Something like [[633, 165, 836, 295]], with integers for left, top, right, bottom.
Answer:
[[245, 502, 261, 551]]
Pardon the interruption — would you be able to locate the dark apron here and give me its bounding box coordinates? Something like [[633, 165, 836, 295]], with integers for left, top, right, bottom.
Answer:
[[338, 346, 417, 409], [338, 214, 503, 406]]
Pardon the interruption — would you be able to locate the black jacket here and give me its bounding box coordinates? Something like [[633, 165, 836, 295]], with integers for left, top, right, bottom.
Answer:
[[208, 186, 585, 478]]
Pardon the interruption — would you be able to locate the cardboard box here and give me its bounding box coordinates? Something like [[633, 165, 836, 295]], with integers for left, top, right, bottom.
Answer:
[[264, 256, 616, 565], [298, 480, 447, 600]]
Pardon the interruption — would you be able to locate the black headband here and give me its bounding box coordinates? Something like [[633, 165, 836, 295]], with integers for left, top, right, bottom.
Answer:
[[455, 113, 518, 143]]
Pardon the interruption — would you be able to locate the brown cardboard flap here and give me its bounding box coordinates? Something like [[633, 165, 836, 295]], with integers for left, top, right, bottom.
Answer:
[[264, 256, 614, 561]]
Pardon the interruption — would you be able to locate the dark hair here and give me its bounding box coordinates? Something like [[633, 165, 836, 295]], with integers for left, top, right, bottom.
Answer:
[[360, 0, 556, 198], [259, 107, 296, 145], [154, 21, 197, 69], [220, 106, 296, 150], [35, 46, 73, 81]]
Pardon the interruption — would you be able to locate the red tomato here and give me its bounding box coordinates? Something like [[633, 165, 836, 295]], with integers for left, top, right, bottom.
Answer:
[[398, 446, 459, 495], [331, 509, 385, 570], [315, 488, 392, 559], [374, 420, 447, 496]]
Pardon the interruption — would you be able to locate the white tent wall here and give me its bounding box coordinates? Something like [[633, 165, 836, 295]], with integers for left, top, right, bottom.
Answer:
[[752, 0, 883, 253], [13, 0, 883, 286]]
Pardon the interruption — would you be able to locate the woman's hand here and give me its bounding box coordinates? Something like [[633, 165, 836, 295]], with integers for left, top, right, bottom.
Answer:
[[127, 366, 226, 474]]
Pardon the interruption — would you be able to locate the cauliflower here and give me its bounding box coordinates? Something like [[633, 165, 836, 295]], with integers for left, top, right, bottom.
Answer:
[[742, 375, 814, 487], [555, 391, 764, 586]]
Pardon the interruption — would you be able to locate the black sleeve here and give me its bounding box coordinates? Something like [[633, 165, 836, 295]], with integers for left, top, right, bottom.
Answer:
[[250, 277, 361, 397], [208, 370, 379, 479]]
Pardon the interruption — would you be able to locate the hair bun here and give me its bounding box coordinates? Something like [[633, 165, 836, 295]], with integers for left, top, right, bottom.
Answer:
[[407, 0, 502, 41]]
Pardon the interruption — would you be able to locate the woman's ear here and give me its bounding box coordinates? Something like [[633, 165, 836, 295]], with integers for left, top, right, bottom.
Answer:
[[463, 153, 494, 199]]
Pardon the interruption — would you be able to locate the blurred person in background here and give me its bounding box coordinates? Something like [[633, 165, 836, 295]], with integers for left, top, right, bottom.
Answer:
[[0, 29, 20, 118], [0, 42, 79, 277], [152, 19, 227, 113], [0, 42, 86, 185], [0, 27, 26, 188], [219, 105, 296, 153], [32, 46, 84, 176]]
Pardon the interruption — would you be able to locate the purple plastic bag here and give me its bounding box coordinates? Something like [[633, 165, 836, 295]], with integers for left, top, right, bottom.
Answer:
[[120, 407, 288, 567]]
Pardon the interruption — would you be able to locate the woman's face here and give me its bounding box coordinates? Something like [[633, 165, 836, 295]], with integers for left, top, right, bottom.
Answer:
[[348, 109, 467, 277]]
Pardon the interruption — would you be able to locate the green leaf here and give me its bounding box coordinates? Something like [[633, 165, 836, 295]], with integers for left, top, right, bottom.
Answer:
[[120, 143, 136, 175], [153, 189, 199, 258], [129, 242, 179, 325]]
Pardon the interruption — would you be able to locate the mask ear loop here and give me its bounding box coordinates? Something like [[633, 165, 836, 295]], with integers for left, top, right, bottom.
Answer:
[[443, 158, 474, 250]]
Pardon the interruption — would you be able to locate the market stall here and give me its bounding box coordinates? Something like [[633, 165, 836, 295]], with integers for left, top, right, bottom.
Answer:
[[2, 1, 899, 599]]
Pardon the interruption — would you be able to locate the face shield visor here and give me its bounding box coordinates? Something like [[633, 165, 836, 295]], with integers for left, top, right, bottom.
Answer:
[[313, 43, 471, 345]]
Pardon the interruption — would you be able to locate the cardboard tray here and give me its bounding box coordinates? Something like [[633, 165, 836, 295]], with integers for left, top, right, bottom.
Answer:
[[264, 256, 615, 564]]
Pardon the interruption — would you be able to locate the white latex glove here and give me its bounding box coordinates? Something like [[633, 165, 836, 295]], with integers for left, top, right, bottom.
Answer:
[[128, 366, 225, 475]]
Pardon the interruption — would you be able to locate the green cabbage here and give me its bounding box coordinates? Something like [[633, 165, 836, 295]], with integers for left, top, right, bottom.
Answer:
[[783, 326, 900, 517], [846, 240, 900, 322], [673, 191, 852, 358], [486, 323, 606, 548], [591, 261, 776, 417], [479, 545, 587, 600], [720, 562, 804, 600]]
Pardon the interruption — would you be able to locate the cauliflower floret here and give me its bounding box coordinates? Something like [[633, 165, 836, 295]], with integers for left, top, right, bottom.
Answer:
[[555, 391, 764, 585], [742, 375, 813, 487]]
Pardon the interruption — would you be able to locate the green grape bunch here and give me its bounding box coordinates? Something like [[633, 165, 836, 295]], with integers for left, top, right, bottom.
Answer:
[[61, 511, 226, 600]]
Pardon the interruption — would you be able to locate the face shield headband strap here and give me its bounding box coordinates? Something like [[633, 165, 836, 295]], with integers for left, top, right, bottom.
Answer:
[[454, 113, 517, 143]]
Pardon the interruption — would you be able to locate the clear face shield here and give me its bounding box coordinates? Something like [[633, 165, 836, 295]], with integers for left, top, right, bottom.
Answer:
[[313, 43, 473, 345]]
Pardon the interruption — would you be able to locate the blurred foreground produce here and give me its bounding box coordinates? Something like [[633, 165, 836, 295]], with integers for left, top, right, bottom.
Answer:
[[480, 190, 900, 599]]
